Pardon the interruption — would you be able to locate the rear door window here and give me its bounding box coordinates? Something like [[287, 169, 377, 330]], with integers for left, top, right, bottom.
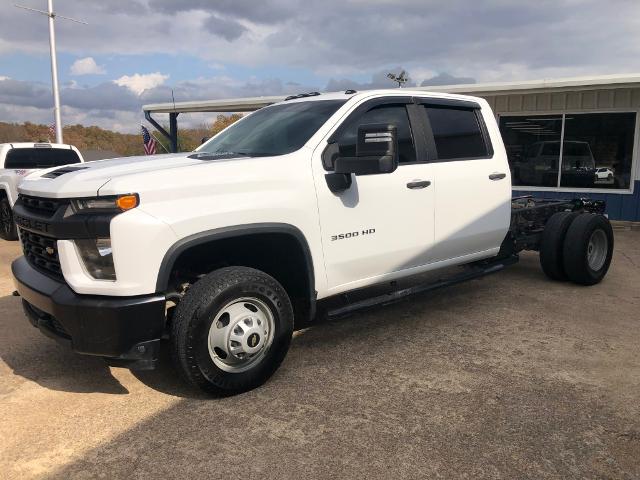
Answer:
[[4, 148, 81, 169], [424, 106, 488, 160]]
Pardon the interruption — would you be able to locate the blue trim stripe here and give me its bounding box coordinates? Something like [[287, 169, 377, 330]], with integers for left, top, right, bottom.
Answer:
[[514, 180, 640, 221]]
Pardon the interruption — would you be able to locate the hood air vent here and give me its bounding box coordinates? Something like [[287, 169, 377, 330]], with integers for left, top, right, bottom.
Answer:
[[42, 165, 89, 179]]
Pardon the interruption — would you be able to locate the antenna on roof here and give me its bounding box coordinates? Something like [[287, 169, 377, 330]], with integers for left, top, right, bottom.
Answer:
[[15, 1, 87, 144], [387, 70, 408, 88]]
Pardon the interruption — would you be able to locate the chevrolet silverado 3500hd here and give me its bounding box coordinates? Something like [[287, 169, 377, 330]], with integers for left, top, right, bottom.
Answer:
[[11, 90, 613, 395]]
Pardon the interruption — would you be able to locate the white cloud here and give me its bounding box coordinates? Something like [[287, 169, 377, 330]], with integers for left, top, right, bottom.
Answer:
[[0, 76, 9, 81], [113, 72, 169, 95], [70, 57, 106, 75]]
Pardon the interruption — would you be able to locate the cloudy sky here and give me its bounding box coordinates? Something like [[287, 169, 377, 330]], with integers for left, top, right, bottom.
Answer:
[[0, 0, 639, 132]]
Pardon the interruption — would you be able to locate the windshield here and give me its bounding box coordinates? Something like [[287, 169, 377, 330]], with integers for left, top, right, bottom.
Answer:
[[197, 100, 346, 158]]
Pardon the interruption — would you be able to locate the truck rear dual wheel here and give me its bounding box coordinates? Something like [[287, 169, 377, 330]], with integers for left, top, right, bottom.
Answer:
[[0, 197, 18, 241], [171, 266, 294, 395], [539, 211, 579, 281], [540, 212, 613, 285], [563, 213, 614, 285]]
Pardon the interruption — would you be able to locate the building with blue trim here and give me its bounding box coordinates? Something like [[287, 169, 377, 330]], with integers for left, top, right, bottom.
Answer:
[[429, 74, 640, 221]]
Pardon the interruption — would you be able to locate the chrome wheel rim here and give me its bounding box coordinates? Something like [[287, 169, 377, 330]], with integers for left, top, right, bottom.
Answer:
[[587, 229, 608, 271], [207, 297, 275, 373]]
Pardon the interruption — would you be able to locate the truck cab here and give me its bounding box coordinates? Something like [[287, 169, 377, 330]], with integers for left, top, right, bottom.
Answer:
[[0, 142, 84, 240], [10, 90, 613, 395]]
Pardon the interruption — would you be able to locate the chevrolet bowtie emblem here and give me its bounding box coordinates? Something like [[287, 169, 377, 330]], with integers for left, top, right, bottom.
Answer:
[[45, 247, 55, 255]]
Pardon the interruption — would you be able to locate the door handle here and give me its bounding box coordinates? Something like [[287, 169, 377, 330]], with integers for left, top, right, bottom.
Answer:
[[489, 172, 507, 181], [406, 180, 431, 189]]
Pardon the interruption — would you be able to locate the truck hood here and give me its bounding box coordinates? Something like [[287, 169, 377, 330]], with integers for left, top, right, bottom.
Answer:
[[18, 153, 200, 198]]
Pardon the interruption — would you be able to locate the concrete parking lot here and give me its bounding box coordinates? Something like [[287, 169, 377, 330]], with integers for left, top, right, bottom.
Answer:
[[1, 229, 639, 479]]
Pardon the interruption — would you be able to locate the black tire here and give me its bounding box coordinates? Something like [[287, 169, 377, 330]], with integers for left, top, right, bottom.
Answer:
[[0, 197, 18, 241], [563, 213, 614, 286], [539, 211, 579, 281], [171, 266, 294, 395]]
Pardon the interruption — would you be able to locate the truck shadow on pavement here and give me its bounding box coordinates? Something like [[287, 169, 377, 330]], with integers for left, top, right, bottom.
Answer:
[[0, 295, 129, 395], [1, 255, 552, 399], [1, 251, 567, 400]]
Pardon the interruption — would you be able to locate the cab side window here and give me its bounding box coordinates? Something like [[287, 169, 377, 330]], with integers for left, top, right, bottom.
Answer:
[[424, 106, 488, 160], [335, 104, 417, 164]]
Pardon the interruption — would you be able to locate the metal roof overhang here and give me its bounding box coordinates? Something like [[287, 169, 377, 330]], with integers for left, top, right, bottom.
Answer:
[[143, 95, 287, 114], [142, 73, 640, 152], [143, 73, 640, 115]]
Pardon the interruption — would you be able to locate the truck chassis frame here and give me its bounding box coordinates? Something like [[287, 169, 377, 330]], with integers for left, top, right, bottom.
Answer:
[[321, 196, 606, 321]]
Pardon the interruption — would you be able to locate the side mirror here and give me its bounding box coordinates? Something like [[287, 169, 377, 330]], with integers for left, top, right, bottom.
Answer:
[[334, 124, 398, 175], [201, 137, 210, 144]]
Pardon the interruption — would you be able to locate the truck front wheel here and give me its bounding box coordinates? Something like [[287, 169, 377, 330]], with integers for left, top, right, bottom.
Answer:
[[0, 197, 18, 241], [171, 266, 294, 395], [562, 213, 614, 285]]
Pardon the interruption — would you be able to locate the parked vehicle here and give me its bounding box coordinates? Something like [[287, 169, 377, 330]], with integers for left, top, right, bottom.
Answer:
[[514, 140, 595, 187], [0, 143, 84, 240], [11, 90, 614, 395], [594, 167, 615, 184]]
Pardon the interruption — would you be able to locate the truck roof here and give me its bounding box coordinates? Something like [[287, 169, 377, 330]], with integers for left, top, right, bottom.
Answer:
[[276, 89, 486, 106], [0, 142, 77, 149]]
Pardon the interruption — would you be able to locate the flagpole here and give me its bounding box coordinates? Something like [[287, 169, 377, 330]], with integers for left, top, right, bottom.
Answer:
[[47, 0, 62, 144], [15, 1, 87, 145], [150, 131, 170, 153]]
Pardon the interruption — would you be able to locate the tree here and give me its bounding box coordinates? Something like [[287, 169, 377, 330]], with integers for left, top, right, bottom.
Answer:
[[0, 113, 244, 156]]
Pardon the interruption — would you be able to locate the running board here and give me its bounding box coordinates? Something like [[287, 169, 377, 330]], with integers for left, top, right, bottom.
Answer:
[[326, 255, 519, 319]]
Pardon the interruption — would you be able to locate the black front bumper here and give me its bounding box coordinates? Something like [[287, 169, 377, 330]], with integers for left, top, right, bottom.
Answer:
[[12, 256, 167, 369]]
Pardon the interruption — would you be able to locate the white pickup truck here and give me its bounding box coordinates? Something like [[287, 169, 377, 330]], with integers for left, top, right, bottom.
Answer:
[[0, 142, 84, 240], [11, 90, 613, 395]]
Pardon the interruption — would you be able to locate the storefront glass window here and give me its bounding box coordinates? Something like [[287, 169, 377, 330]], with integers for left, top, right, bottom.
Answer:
[[500, 115, 563, 187], [500, 112, 636, 190], [560, 113, 635, 189]]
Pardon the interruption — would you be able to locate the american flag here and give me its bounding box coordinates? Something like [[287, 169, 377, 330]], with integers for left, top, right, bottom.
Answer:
[[141, 125, 157, 155]]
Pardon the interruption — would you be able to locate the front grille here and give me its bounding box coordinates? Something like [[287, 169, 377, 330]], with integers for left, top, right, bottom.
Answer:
[[19, 195, 66, 216], [19, 228, 63, 280]]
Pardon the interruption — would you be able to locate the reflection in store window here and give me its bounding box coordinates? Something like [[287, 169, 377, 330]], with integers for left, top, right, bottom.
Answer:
[[499, 116, 562, 187], [560, 113, 635, 189], [500, 112, 636, 190]]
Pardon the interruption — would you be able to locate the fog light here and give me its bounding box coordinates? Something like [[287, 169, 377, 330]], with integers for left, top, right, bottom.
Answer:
[[75, 238, 116, 280]]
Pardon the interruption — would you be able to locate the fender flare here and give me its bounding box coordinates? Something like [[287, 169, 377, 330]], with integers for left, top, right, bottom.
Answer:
[[155, 223, 316, 303]]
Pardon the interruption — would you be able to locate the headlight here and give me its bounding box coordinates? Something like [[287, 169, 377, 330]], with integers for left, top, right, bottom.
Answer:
[[75, 238, 116, 280], [71, 194, 139, 213]]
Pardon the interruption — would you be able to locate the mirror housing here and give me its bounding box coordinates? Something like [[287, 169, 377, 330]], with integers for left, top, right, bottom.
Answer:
[[334, 124, 398, 175]]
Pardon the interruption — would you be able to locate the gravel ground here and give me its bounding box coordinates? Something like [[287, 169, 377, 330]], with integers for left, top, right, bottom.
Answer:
[[1, 229, 639, 479]]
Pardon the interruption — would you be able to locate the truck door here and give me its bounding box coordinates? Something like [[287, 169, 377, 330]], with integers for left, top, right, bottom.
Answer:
[[312, 97, 436, 294], [417, 99, 511, 262]]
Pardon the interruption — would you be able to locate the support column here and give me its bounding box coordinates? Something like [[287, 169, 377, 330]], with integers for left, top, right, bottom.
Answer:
[[169, 112, 179, 153], [144, 111, 180, 153]]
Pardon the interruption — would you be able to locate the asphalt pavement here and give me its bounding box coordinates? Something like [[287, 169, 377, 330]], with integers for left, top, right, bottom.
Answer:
[[1, 229, 639, 479]]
